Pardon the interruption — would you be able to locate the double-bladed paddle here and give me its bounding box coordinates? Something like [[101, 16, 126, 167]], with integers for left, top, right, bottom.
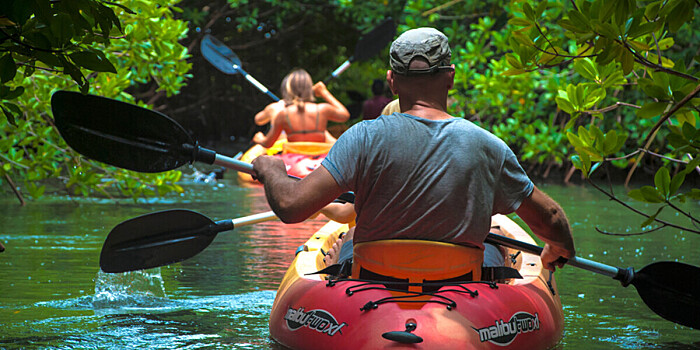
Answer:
[[100, 210, 278, 273], [485, 233, 700, 330], [200, 18, 396, 93], [49, 91, 355, 202], [324, 18, 396, 84], [200, 34, 281, 101]]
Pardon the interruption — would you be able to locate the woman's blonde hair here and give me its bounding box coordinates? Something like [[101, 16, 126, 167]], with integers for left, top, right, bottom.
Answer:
[[281, 69, 314, 109]]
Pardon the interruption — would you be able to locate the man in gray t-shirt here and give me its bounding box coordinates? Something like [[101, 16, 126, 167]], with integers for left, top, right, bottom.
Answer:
[[322, 112, 533, 249], [253, 27, 575, 272]]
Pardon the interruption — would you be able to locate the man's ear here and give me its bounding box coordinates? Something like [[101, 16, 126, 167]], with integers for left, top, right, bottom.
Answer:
[[446, 64, 455, 90], [386, 70, 397, 95]]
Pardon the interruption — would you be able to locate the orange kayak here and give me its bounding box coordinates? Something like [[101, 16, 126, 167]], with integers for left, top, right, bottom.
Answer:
[[269, 214, 564, 349]]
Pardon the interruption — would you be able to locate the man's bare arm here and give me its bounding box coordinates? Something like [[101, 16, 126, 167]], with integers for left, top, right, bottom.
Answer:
[[515, 186, 575, 271], [252, 156, 345, 223]]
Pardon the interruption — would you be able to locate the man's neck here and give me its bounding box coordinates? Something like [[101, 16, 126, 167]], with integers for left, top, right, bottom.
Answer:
[[400, 100, 452, 120]]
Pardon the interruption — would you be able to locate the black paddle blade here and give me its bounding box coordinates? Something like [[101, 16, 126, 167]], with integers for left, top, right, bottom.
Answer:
[[100, 209, 231, 273], [201, 34, 241, 74], [632, 261, 700, 329], [51, 91, 196, 173], [353, 18, 396, 62]]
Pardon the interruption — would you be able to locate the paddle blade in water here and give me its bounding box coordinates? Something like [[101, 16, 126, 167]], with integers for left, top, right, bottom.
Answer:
[[631, 261, 700, 329], [51, 91, 195, 173], [201, 34, 242, 74], [100, 210, 228, 273]]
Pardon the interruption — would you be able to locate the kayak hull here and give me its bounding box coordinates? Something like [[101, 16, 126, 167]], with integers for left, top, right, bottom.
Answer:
[[269, 215, 564, 349]]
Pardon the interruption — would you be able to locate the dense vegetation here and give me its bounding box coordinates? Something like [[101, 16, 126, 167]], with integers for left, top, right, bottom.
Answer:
[[0, 0, 190, 204], [0, 0, 697, 234]]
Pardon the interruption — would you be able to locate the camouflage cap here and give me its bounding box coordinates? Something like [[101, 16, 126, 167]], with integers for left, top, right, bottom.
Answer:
[[389, 27, 452, 75]]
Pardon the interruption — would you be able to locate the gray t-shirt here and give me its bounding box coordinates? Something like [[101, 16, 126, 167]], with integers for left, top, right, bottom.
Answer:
[[322, 113, 533, 249]]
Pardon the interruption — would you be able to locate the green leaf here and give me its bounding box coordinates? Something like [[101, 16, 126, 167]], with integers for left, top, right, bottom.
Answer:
[[627, 188, 646, 202], [640, 185, 664, 203], [50, 12, 75, 45], [503, 68, 526, 76], [580, 152, 592, 174], [640, 206, 664, 228], [676, 109, 696, 127], [1, 104, 17, 126], [637, 102, 668, 118], [555, 96, 575, 114], [523, 3, 536, 20], [638, 78, 669, 99], [669, 171, 686, 197], [603, 129, 619, 155], [511, 30, 535, 47], [654, 167, 671, 199], [627, 22, 658, 39], [567, 132, 585, 148], [33, 51, 63, 68], [574, 58, 598, 81], [644, 1, 661, 18], [571, 154, 583, 171], [505, 53, 523, 69], [627, 40, 650, 52], [509, 17, 532, 27], [0, 54, 17, 83], [2, 86, 24, 100], [668, 0, 693, 32], [621, 49, 634, 75], [69, 51, 117, 73], [599, 0, 617, 22], [656, 37, 674, 50], [568, 10, 590, 30]]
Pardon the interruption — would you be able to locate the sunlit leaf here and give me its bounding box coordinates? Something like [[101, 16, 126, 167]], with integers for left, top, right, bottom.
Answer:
[[574, 58, 598, 81]]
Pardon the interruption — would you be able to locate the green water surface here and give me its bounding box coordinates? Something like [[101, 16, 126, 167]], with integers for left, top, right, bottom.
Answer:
[[1, 175, 698, 349]]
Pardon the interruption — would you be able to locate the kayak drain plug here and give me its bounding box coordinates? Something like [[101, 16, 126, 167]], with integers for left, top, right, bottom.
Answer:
[[382, 319, 422, 344]]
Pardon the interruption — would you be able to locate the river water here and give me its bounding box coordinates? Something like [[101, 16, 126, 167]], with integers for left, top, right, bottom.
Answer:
[[1, 172, 698, 349]]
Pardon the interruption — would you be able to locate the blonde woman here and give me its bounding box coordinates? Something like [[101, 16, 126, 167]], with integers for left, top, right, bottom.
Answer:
[[253, 69, 349, 147]]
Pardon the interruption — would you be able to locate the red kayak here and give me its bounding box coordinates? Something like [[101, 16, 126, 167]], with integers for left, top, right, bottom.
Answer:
[[269, 215, 565, 349]]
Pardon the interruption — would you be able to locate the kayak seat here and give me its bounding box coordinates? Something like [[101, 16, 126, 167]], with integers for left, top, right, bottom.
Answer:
[[351, 240, 483, 293]]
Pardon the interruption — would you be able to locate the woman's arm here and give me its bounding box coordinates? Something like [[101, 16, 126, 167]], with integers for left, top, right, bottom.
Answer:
[[313, 82, 350, 122], [318, 202, 356, 223], [252, 108, 285, 148], [254, 101, 285, 126]]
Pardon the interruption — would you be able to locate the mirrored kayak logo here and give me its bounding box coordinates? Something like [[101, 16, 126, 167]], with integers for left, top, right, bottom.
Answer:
[[284, 306, 347, 336], [473, 312, 540, 346]]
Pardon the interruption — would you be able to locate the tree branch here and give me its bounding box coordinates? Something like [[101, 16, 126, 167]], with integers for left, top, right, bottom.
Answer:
[[626, 82, 700, 186], [587, 179, 700, 234], [2, 170, 26, 206], [595, 224, 666, 236]]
